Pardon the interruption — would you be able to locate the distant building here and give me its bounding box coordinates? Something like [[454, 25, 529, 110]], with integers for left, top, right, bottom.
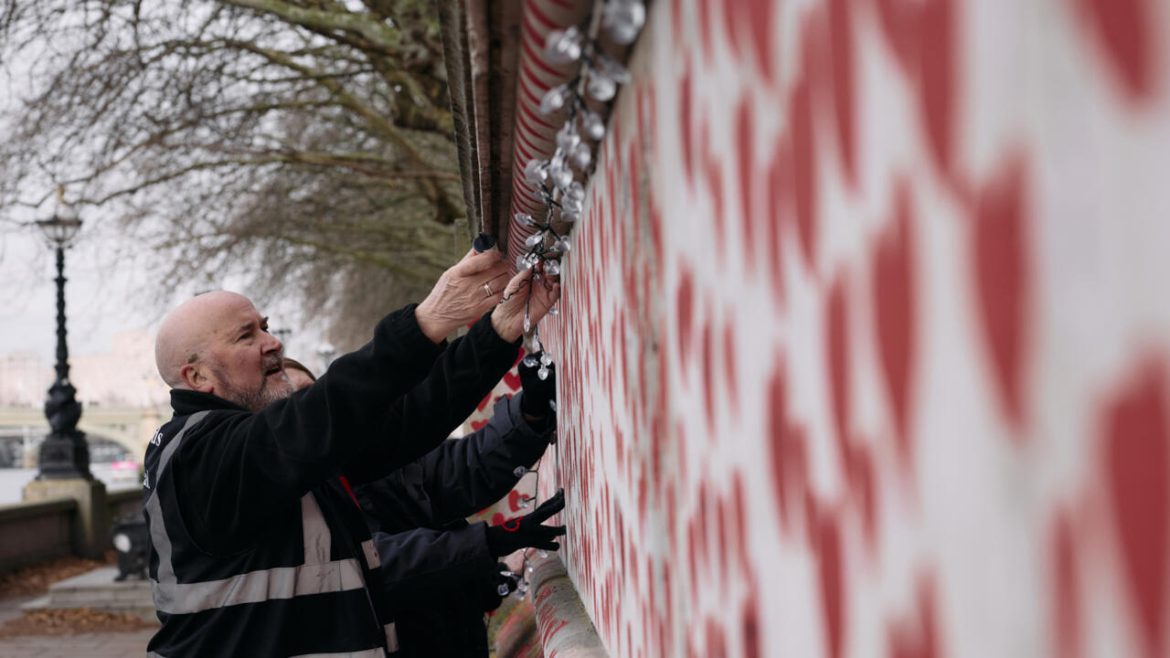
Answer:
[[0, 352, 51, 407], [71, 330, 169, 407], [0, 329, 168, 408]]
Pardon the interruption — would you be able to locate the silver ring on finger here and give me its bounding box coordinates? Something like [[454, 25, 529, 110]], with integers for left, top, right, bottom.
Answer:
[[482, 281, 494, 298]]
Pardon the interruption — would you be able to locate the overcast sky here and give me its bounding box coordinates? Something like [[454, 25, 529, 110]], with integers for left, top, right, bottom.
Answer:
[[0, 222, 325, 368], [0, 43, 162, 363], [0, 216, 162, 362]]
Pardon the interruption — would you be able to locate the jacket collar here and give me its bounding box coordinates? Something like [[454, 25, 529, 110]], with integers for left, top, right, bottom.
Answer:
[[170, 388, 249, 417]]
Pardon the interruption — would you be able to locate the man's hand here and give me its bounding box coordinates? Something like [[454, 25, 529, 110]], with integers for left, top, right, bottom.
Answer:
[[484, 489, 567, 557], [490, 265, 561, 342], [519, 351, 556, 420], [416, 247, 512, 343]]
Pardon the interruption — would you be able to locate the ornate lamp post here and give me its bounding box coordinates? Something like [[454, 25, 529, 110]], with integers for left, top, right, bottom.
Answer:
[[33, 203, 91, 480]]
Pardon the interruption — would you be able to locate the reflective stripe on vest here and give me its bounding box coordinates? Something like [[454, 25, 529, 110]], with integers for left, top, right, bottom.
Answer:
[[147, 411, 365, 616], [302, 493, 331, 564], [360, 539, 381, 569], [383, 622, 398, 653]]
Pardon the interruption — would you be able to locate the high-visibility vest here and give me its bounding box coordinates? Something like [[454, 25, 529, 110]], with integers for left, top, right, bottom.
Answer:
[[144, 411, 397, 657]]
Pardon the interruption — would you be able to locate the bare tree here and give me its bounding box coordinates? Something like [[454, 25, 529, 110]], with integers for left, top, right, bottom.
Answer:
[[0, 0, 469, 348]]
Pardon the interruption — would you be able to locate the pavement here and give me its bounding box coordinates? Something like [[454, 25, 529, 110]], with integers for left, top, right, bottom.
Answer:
[[23, 567, 155, 618], [0, 592, 154, 657], [0, 629, 155, 657]]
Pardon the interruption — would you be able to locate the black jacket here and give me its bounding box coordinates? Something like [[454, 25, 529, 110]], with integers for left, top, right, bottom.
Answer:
[[143, 306, 520, 657], [357, 391, 554, 657]]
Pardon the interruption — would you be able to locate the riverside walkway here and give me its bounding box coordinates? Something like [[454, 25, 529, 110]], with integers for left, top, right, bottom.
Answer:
[[0, 572, 155, 657], [0, 629, 154, 657]]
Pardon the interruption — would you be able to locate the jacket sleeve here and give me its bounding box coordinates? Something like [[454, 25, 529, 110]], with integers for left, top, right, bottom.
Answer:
[[171, 305, 446, 554], [342, 310, 522, 486], [372, 523, 496, 605], [356, 393, 553, 529]]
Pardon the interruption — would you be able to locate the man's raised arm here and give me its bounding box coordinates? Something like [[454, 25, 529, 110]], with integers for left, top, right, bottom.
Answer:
[[155, 248, 513, 551]]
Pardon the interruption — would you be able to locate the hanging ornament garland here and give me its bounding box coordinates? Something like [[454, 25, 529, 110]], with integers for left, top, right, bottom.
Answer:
[[502, 0, 646, 601], [512, 0, 644, 375]]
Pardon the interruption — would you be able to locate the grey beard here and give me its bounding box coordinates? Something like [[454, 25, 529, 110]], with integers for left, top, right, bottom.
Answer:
[[218, 373, 294, 412]]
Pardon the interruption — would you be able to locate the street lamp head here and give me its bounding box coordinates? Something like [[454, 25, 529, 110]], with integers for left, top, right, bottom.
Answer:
[[35, 213, 83, 248]]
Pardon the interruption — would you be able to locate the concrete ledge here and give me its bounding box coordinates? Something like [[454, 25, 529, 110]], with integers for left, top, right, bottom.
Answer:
[[529, 554, 608, 658], [0, 498, 77, 571], [24, 478, 109, 559], [22, 567, 158, 622], [0, 497, 77, 521]]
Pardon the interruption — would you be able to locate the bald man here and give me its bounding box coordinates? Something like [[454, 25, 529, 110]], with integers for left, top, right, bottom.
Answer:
[[142, 248, 559, 658]]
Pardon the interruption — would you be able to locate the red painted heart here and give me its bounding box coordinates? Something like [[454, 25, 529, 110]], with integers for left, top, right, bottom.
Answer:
[[1103, 360, 1168, 658], [872, 181, 918, 465], [973, 153, 1030, 434]]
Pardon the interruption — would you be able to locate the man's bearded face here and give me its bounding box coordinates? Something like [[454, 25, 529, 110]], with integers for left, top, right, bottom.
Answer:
[[211, 354, 294, 412]]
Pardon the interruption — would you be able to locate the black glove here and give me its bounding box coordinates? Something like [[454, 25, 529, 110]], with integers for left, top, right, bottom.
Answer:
[[518, 351, 557, 419], [469, 562, 519, 612], [493, 563, 521, 607], [484, 489, 566, 557]]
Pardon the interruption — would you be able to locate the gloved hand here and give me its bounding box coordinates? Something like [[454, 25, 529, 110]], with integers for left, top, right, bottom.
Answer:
[[471, 562, 520, 612], [518, 351, 557, 419], [485, 489, 566, 557], [494, 563, 521, 603]]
